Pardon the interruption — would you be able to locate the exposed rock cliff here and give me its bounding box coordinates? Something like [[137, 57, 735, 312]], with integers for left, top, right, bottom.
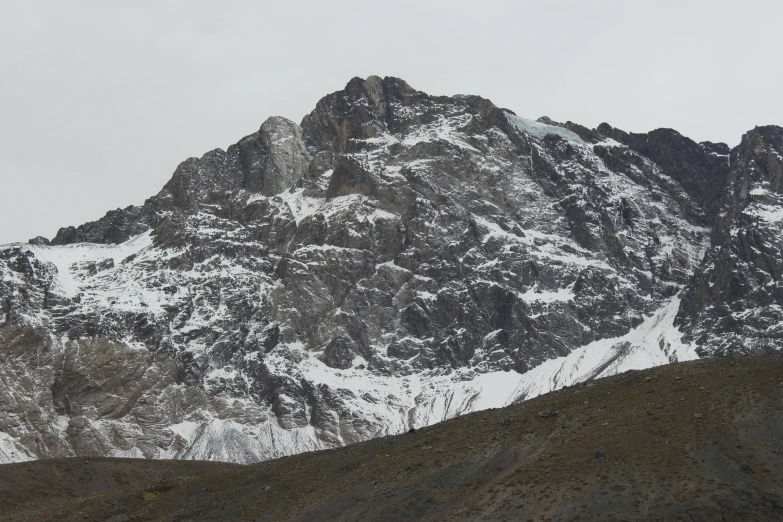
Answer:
[[1, 76, 780, 463]]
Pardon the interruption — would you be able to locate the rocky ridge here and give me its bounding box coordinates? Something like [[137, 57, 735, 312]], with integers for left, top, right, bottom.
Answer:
[[0, 76, 780, 464]]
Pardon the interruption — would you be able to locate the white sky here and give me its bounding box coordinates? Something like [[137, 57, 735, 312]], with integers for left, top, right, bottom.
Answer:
[[1, 1, 781, 243]]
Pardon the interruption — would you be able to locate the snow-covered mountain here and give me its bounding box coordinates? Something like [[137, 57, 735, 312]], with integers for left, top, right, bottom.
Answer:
[[1, 76, 780, 464]]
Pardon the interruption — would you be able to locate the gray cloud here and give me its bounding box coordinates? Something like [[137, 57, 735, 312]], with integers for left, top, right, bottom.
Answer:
[[1, 0, 781, 243]]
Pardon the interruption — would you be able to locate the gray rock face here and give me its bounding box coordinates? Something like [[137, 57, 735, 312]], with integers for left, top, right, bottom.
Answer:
[[49, 116, 309, 245], [677, 126, 783, 354], [1, 76, 780, 464]]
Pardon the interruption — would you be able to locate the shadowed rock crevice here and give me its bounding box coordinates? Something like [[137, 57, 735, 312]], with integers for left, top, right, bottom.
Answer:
[[1, 76, 781, 466]]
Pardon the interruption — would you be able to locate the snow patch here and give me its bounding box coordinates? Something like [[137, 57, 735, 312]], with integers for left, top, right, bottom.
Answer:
[[277, 189, 324, 225], [168, 420, 205, 444], [508, 295, 696, 400], [745, 203, 783, 224], [0, 431, 34, 464], [519, 283, 575, 304], [26, 230, 153, 297]]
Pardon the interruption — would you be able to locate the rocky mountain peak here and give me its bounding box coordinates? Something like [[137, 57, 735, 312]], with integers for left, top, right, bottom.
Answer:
[[301, 75, 417, 155], [159, 114, 310, 209], [1, 77, 780, 465]]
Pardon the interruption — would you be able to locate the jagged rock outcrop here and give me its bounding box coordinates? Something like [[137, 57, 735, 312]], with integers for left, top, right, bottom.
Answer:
[[49, 116, 309, 246], [0, 76, 780, 464], [677, 125, 783, 353]]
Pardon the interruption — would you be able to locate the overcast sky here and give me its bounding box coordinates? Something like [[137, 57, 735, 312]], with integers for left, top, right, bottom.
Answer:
[[1, 1, 781, 244]]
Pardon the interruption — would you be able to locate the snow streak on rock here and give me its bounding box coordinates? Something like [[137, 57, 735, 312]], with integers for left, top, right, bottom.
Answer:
[[0, 76, 779, 463]]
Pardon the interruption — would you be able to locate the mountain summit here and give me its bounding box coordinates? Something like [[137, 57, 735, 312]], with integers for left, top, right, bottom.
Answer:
[[0, 76, 781, 463]]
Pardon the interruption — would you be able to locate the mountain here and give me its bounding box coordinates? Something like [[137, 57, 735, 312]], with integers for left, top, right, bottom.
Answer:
[[2, 355, 782, 521], [0, 76, 781, 464]]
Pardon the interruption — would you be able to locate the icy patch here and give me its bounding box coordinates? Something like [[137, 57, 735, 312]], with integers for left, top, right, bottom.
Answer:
[[506, 113, 585, 144]]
